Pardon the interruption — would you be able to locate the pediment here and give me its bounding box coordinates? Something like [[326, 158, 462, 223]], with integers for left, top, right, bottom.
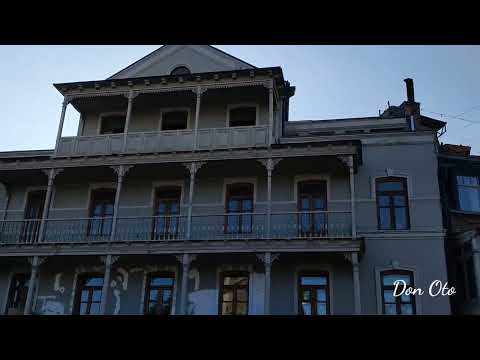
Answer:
[[108, 45, 255, 79]]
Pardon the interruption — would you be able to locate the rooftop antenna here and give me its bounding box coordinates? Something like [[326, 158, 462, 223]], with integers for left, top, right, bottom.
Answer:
[[387, 101, 390, 108]]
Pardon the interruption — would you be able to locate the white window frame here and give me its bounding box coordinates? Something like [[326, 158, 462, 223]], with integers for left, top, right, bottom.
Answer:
[[216, 264, 254, 315], [226, 104, 260, 127], [139, 265, 179, 315]]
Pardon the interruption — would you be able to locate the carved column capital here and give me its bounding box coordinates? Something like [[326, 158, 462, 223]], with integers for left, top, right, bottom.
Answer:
[[124, 91, 140, 101], [28, 256, 47, 268], [263, 79, 274, 90], [63, 96, 72, 106], [183, 162, 206, 178], [344, 252, 359, 267], [338, 155, 354, 169], [111, 165, 133, 179], [192, 86, 207, 97], [42, 168, 64, 184], [258, 158, 282, 173], [100, 255, 119, 267], [175, 253, 197, 267], [257, 252, 279, 268]]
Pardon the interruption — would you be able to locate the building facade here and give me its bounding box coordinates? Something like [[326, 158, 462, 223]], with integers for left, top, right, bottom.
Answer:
[[438, 143, 480, 314], [0, 45, 451, 315]]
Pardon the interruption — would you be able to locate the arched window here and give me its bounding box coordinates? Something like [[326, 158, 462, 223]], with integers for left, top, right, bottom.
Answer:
[[170, 66, 191, 76], [375, 177, 410, 230], [381, 270, 416, 315]]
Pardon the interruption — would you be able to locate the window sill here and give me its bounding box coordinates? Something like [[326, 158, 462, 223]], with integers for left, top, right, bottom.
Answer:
[[450, 209, 480, 216]]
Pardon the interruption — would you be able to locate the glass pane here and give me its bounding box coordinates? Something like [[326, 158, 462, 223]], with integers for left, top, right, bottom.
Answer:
[[228, 200, 240, 212], [393, 195, 406, 206], [242, 214, 252, 232], [300, 198, 310, 211], [314, 213, 326, 233], [383, 274, 412, 286], [149, 289, 159, 301], [162, 290, 172, 304], [457, 175, 480, 186], [85, 277, 103, 287], [301, 302, 312, 315], [151, 277, 174, 286], [147, 302, 157, 314], [104, 204, 114, 216], [243, 199, 253, 212], [223, 276, 248, 286], [401, 304, 414, 315], [227, 215, 240, 233], [300, 213, 311, 232], [383, 290, 395, 303], [301, 276, 327, 286], [79, 303, 88, 315], [378, 181, 403, 192], [171, 201, 179, 214], [317, 303, 327, 315], [81, 290, 89, 302], [379, 208, 391, 229], [157, 202, 167, 214], [302, 290, 311, 301], [458, 186, 480, 212], [237, 289, 248, 302], [222, 289, 233, 302], [89, 303, 100, 315], [317, 289, 326, 302], [384, 304, 397, 315], [378, 195, 390, 207], [401, 293, 412, 302], [236, 302, 248, 315], [92, 290, 102, 302], [394, 207, 408, 230], [222, 302, 233, 315]]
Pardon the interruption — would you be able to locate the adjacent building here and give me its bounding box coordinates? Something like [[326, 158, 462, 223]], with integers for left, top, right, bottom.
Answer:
[[0, 45, 451, 315], [439, 143, 480, 314]]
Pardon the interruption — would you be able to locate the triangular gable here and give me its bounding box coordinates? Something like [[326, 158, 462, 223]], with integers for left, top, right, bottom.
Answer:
[[107, 45, 256, 80]]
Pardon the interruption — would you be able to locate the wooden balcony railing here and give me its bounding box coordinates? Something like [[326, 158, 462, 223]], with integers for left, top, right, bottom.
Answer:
[[0, 211, 353, 246], [55, 125, 269, 157]]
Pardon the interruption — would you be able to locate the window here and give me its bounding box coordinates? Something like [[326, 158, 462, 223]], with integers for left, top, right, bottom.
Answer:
[[144, 273, 175, 315], [152, 187, 181, 239], [298, 273, 330, 315], [4, 274, 29, 315], [381, 271, 416, 315], [170, 66, 191, 76], [21, 190, 46, 243], [228, 106, 257, 127], [100, 115, 125, 134], [225, 183, 254, 234], [161, 111, 188, 131], [457, 175, 480, 212], [219, 272, 249, 315], [87, 189, 116, 239], [297, 180, 328, 236], [376, 177, 410, 230], [73, 274, 104, 315]]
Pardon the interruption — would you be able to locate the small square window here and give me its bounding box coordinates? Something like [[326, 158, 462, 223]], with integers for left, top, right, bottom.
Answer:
[[100, 115, 125, 134], [229, 107, 256, 127]]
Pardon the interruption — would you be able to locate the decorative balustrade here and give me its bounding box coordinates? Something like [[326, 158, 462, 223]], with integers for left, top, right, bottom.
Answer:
[[55, 125, 269, 157], [0, 211, 353, 246]]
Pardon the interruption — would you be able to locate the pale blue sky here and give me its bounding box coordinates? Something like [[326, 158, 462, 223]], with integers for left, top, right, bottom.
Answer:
[[0, 45, 479, 154]]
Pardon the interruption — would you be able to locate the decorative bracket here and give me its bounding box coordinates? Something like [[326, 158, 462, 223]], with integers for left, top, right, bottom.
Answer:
[[344, 252, 359, 266], [258, 158, 282, 173], [192, 87, 207, 96], [111, 165, 134, 178], [175, 254, 197, 267], [183, 162, 206, 177], [42, 168, 64, 183], [100, 255, 120, 267], [337, 155, 354, 169], [124, 91, 140, 101], [257, 252, 279, 267], [28, 256, 47, 267]]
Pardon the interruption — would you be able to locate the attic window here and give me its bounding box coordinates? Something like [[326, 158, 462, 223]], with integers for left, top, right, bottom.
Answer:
[[170, 66, 191, 76]]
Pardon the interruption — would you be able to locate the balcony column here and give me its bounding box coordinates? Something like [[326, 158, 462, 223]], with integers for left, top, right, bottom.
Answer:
[[339, 155, 356, 237], [123, 92, 137, 152], [345, 252, 362, 315], [24, 256, 46, 315], [258, 158, 281, 239], [38, 169, 63, 243], [176, 253, 196, 314], [257, 252, 279, 315], [267, 81, 274, 147], [110, 165, 133, 242], [100, 255, 119, 315], [184, 162, 204, 240], [192, 87, 206, 151], [54, 96, 71, 154]]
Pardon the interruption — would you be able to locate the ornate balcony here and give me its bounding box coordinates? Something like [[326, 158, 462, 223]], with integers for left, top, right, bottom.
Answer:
[[0, 211, 352, 246], [55, 125, 270, 157]]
